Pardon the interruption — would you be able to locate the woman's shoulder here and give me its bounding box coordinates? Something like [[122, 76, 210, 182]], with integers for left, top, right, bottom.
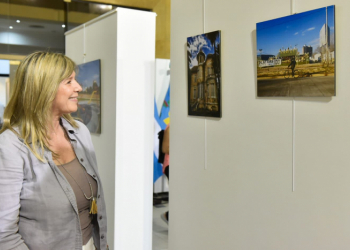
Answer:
[[0, 128, 26, 154], [74, 121, 94, 143], [0, 128, 20, 143], [74, 119, 89, 133]]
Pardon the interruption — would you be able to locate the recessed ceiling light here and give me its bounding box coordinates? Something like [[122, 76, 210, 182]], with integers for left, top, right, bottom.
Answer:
[[62, 24, 66, 28], [16, 20, 20, 23], [99, 4, 112, 10], [9, 26, 13, 29]]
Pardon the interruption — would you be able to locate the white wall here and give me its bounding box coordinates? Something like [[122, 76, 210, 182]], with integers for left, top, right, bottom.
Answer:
[[0, 77, 7, 107], [170, 0, 350, 249], [114, 8, 155, 250], [0, 59, 9, 107], [66, 8, 155, 250], [66, 12, 117, 249]]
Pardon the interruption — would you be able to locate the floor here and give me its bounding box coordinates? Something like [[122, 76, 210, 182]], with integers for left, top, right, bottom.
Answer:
[[152, 203, 168, 250]]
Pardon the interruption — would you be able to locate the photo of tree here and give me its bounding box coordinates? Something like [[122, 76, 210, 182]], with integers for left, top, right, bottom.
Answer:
[[71, 59, 101, 133], [187, 30, 221, 117], [256, 5, 335, 97]]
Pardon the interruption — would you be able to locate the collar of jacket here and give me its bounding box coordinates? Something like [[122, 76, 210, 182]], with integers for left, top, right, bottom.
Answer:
[[16, 117, 78, 144], [61, 117, 79, 137]]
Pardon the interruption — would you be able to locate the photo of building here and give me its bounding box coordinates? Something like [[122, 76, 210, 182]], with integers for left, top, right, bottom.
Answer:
[[187, 30, 221, 117]]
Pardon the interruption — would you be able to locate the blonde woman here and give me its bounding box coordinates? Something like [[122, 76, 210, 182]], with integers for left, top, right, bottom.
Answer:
[[0, 52, 107, 250]]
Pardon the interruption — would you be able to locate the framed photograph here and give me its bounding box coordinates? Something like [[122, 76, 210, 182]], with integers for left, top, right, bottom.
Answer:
[[72, 59, 101, 134], [256, 5, 335, 97], [187, 30, 221, 117]]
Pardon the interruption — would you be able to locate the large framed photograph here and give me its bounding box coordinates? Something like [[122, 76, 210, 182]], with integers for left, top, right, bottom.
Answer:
[[187, 30, 221, 117], [72, 59, 101, 134], [256, 6, 335, 97]]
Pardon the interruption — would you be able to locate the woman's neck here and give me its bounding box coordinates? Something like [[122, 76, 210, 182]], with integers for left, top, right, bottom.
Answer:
[[49, 115, 62, 137]]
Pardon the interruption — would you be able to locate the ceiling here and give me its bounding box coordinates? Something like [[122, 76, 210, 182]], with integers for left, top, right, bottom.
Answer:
[[0, 0, 161, 59], [79, 0, 161, 10]]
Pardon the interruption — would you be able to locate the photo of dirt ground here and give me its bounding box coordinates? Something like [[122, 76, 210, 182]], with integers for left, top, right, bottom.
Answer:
[[257, 62, 334, 97]]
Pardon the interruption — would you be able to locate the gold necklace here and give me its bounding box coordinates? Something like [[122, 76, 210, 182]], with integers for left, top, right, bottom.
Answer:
[[55, 126, 97, 214]]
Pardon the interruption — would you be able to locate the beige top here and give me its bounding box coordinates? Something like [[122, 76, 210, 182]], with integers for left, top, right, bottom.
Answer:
[[58, 158, 98, 245]]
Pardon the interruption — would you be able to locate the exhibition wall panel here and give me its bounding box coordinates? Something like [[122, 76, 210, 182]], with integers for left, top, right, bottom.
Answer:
[[171, 0, 350, 249], [85, 13, 117, 250], [0, 77, 7, 107], [65, 27, 84, 65], [115, 8, 155, 250], [169, 0, 206, 247], [292, 0, 350, 247], [66, 13, 117, 250], [66, 8, 155, 250]]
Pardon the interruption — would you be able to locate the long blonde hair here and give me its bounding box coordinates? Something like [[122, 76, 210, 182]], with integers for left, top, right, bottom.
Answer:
[[0, 51, 79, 162]]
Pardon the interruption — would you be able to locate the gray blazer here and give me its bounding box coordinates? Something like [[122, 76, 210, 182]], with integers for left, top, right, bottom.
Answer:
[[0, 118, 107, 250]]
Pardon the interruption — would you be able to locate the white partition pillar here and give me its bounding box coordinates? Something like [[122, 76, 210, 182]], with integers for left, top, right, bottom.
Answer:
[[115, 9, 155, 250], [66, 8, 156, 250]]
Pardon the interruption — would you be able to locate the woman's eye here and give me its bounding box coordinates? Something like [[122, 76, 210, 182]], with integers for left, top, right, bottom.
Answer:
[[67, 81, 71, 84]]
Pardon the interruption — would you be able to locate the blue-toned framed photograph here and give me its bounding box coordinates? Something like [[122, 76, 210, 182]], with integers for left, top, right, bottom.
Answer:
[[72, 59, 101, 133], [257, 5, 335, 97]]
